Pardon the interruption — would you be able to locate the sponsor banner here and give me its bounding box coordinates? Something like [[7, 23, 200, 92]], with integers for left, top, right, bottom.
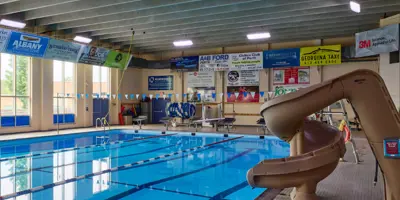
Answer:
[[227, 70, 259, 86], [273, 85, 309, 97], [187, 71, 215, 88], [44, 39, 82, 62], [78, 45, 109, 65], [227, 86, 259, 102], [230, 52, 263, 70], [104, 50, 132, 70], [356, 24, 399, 57], [170, 56, 199, 72], [199, 54, 230, 71], [300, 45, 341, 66], [0, 28, 11, 52], [6, 31, 49, 57], [263, 48, 300, 68], [273, 67, 310, 85], [148, 75, 174, 90]]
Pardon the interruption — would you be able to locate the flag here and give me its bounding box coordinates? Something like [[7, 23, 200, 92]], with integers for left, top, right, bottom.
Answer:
[[106, 94, 110, 99], [155, 94, 159, 100], [125, 94, 128, 99], [149, 94, 153, 100], [136, 94, 140, 100], [250, 92, 256, 98], [197, 93, 201, 100], [212, 93, 216, 99], [112, 94, 116, 99], [243, 92, 247, 97], [142, 94, 146, 100], [259, 91, 265, 97], [234, 92, 239, 98], [118, 94, 121, 100], [130, 94, 134, 100]]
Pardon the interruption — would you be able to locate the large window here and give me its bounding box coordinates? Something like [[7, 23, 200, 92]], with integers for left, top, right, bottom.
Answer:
[[53, 60, 76, 124], [92, 65, 110, 98], [53, 151, 76, 200], [0, 54, 30, 127]]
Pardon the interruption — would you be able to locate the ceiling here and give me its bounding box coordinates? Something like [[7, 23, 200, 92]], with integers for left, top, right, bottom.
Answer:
[[1, 0, 399, 53]]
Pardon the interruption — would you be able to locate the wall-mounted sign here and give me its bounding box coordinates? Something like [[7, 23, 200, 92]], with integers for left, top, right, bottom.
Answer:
[[273, 85, 308, 97], [148, 75, 174, 90], [170, 56, 199, 72], [273, 67, 310, 85], [44, 39, 82, 62], [0, 28, 11, 52], [356, 24, 399, 57], [300, 45, 341, 66], [78, 46, 109, 65], [230, 52, 263, 70], [187, 71, 215, 88], [6, 31, 49, 57], [104, 50, 132, 70], [263, 48, 300, 68], [199, 54, 230, 71], [227, 70, 259, 86]]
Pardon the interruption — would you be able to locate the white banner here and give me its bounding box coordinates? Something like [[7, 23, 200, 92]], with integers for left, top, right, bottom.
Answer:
[[230, 52, 263, 70], [356, 24, 399, 57], [227, 70, 259, 86], [199, 54, 230, 71], [273, 85, 309, 97], [0, 28, 11, 52], [187, 71, 215, 88]]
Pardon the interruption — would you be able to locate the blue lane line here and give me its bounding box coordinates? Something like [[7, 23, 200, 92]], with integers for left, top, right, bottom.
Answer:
[[0, 136, 243, 200], [209, 181, 249, 200], [0, 134, 176, 162], [0, 140, 156, 180], [105, 148, 254, 200]]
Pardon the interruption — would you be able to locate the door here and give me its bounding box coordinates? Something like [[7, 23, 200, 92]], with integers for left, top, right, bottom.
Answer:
[[151, 99, 170, 124], [93, 99, 109, 126]]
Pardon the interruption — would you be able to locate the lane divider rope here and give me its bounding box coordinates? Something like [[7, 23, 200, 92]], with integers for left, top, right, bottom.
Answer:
[[0, 133, 177, 162], [0, 136, 243, 200]]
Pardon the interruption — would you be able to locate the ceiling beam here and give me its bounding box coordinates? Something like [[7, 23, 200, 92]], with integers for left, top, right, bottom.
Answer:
[[53, 0, 313, 29], [23, 0, 141, 20], [109, 9, 387, 43], [35, 0, 200, 26], [0, 0, 79, 15], [0, 0, 19, 5], [104, 3, 398, 42], [130, 25, 372, 51], [121, 21, 377, 47], [87, 0, 381, 37]]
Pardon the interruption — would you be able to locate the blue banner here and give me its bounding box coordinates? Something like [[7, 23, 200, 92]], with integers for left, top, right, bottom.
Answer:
[[263, 48, 300, 68], [170, 56, 199, 72], [6, 31, 49, 57], [148, 76, 173, 90]]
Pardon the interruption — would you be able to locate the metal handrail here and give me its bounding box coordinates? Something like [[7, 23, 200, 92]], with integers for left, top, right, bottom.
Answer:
[[95, 118, 103, 129], [96, 117, 110, 131]]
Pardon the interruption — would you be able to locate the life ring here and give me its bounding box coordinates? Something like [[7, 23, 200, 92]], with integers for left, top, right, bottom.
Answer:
[[338, 120, 351, 143]]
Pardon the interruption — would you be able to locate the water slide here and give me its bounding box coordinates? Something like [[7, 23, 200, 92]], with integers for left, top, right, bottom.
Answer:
[[247, 69, 400, 200]]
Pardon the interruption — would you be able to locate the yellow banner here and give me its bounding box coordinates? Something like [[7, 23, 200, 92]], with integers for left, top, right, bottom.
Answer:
[[300, 45, 341, 66]]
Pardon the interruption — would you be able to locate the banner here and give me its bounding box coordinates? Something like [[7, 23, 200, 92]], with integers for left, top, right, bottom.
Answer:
[[6, 31, 49, 57], [300, 45, 341, 66], [199, 54, 230, 71], [356, 24, 399, 57], [273, 67, 310, 85], [104, 50, 132, 70], [170, 56, 199, 72], [44, 39, 82, 62], [0, 28, 11, 52], [78, 45, 109, 65], [187, 71, 215, 88], [148, 75, 173, 90], [273, 85, 308, 97], [263, 48, 300, 68], [227, 86, 259, 102], [230, 52, 263, 70], [227, 70, 259, 86]]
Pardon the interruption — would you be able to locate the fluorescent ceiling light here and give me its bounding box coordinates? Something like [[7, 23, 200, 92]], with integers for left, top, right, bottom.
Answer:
[[350, 1, 361, 13], [74, 36, 92, 43], [247, 32, 271, 40], [0, 19, 26, 29], [173, 40, 193, 47]]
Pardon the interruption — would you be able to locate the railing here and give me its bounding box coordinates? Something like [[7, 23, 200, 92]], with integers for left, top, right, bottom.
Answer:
[[96, 117, 110, 131]]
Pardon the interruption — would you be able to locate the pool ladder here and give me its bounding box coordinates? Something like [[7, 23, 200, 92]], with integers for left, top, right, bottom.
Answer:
[[96, 117, 110, 131]]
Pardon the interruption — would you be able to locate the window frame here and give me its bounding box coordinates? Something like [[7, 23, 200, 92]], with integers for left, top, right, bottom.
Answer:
[[53, 60, 77, 124], [92, 65, 110, 98], [0, 54, 31, 128]]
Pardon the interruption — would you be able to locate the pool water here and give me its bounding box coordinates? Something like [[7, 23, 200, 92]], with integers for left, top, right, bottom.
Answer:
[[0, 130, 289, 200]]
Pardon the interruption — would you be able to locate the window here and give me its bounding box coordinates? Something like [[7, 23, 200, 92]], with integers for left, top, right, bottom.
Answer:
[[92, 158, 110, 194], [0, 54, 30, 127], [92, 65, 110, 98], [53, 61, 76, 124]]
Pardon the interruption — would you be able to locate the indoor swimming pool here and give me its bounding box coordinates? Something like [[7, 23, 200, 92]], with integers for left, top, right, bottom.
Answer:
[[0, 130, 289, 200]]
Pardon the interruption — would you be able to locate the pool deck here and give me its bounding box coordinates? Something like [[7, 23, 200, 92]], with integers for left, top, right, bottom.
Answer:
[[0, 124, 384, 200]]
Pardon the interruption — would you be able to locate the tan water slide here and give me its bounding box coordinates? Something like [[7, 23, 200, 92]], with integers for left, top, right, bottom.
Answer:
[[247, 69, 400, 200]]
